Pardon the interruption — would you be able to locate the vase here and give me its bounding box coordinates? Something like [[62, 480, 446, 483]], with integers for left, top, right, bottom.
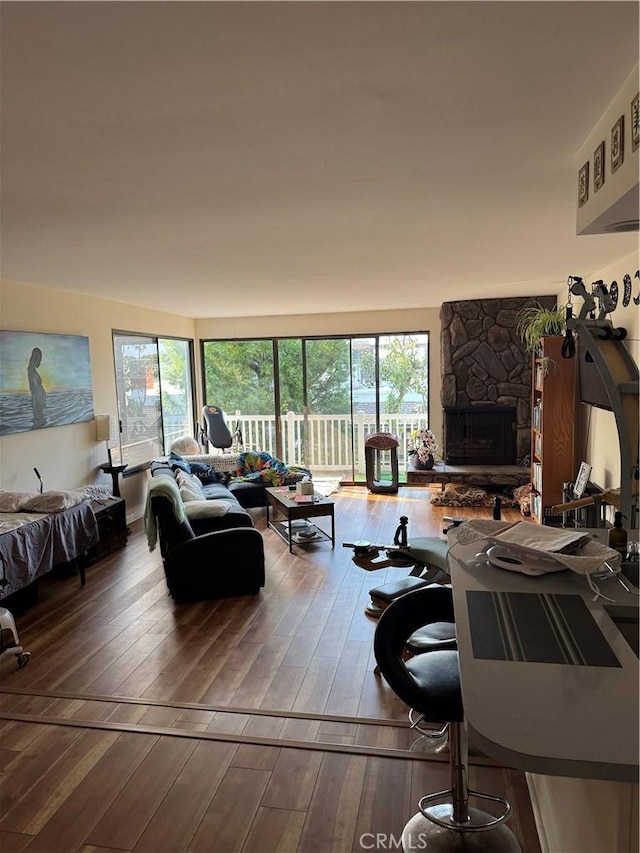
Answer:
[[411, 453, 435, 470]]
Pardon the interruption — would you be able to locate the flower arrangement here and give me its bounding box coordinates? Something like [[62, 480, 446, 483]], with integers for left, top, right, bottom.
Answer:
[[407, 428, 438, 464]]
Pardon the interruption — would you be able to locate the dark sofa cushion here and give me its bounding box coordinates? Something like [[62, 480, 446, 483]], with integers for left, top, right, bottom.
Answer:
[[201, 481, 236, 501], [228, 480, 268, 508]]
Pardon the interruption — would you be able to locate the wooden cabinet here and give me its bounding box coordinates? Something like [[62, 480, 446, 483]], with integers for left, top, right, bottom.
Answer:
[[87, 498, 127, 563], [530, 337, 576, 524]]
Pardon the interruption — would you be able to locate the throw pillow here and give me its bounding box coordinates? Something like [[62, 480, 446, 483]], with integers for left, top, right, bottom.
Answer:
[[175, 470, 206, 502], [0, 491, 37, 512], [20, 490, 88, 513], [169, 451, 191, 474], [188, 462, 219, 485], [184, 499, 236, 519]]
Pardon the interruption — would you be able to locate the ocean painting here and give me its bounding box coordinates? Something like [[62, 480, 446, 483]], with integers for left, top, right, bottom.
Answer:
[[0, 331, 94, 435]]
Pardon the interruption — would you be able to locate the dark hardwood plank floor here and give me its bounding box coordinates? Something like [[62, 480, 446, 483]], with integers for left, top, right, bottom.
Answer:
[[0, 486, 541, 852]]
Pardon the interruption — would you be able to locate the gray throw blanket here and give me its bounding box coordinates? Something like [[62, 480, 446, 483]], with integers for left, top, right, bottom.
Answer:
[[144, 475, 185, 552]]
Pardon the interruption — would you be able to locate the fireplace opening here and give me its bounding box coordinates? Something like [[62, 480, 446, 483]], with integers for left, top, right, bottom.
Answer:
[[444, 406, 517, 465]]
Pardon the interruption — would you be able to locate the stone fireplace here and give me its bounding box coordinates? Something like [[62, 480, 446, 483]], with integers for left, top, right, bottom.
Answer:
[[444, 406, 516, 465], [440, 296, 556, 464]]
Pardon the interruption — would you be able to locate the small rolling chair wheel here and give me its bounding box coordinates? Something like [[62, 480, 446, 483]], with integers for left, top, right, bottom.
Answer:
[[16, 652, 31, 668]]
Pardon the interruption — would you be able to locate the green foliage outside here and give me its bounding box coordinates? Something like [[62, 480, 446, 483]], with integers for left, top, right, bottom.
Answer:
[[380, 335, 428, 413], [204, 339, 351, 415]]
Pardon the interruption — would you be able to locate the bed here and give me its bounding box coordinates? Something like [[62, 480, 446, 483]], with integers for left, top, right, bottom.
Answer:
[[0, 494, 100, 599]]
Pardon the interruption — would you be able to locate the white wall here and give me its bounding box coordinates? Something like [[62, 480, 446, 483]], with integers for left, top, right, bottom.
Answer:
[[556, 249, 639, 520], [3, 262, 636, 525], [0, 278, 195, 521], [1, 280, 441, 520]]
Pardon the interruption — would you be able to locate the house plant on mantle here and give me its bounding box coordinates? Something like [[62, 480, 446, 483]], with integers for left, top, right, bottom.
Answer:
[[408, 428, 438, 470]]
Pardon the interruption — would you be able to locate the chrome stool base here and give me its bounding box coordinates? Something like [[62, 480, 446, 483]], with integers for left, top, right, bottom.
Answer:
[[408, 709, 449, 753], [402, 809, 521, 852]]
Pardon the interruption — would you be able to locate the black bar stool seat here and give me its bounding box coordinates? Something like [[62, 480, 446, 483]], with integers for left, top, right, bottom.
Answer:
[[374, 586, 521, 852]]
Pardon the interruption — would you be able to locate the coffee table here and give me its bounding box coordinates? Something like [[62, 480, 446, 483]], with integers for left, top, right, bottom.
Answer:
[[265, 487, 335, 552]]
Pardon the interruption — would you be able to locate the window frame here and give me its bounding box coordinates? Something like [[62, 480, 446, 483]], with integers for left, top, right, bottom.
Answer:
[[112, 330, 197, 474]]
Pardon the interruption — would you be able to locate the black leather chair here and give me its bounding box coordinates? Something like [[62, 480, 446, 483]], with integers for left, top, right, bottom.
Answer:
[[374, 586, 520, 851], [149, 486, 265, 602], [202, 405, 233, 451]]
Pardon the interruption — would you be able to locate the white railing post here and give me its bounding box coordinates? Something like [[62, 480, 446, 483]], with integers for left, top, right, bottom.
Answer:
[[286, 411, 296, 465], [355, 411, 366, 476]]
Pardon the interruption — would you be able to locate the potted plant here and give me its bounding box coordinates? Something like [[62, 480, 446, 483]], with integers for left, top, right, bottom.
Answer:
[[515, 303, 566, 353], [515, 303, 567, 375], [407, 428, 438, 470]]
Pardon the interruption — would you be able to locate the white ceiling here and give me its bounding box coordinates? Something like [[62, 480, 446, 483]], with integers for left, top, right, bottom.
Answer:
[[1, 1, 638, 320]]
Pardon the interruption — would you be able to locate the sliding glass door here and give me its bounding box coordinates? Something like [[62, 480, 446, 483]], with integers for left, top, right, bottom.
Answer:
[[202, 339, 276, 453], [201, 332, 430, 483]]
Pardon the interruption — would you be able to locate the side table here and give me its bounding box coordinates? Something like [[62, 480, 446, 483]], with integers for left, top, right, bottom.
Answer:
[[85, 498, 128, 571], [99, 463, 128, 498]]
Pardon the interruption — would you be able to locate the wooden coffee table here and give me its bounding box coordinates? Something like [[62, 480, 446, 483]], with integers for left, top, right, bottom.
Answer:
[[265, 487, 335, 552]]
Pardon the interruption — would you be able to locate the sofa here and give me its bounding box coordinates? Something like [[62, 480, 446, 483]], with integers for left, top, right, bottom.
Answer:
[[145, 469, 265, 602], [151, 450, 310, 510]]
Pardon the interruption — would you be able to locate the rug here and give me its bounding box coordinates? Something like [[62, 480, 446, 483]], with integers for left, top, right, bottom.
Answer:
[[430, 482, 519, 508]]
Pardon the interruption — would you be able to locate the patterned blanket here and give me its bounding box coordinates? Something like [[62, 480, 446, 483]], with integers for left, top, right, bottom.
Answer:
[[230, 452, 310, 487]]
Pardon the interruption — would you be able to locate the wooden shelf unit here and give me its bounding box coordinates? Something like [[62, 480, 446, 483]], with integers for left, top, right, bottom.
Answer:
[[530, 337, 577, 524]]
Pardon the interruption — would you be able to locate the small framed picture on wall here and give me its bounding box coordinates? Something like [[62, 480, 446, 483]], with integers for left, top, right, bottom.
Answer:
[[578, 161, 589, 207], [611, 115, 624, 172], [593, 141, 605, 191], [631, 92, 639, 152]]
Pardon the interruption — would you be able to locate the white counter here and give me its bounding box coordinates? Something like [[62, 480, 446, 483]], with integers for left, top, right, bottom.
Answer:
[[448, 534, 639, 783]]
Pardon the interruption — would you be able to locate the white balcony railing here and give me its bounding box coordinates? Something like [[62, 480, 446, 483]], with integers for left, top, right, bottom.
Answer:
[[233, 411, 429, 478]]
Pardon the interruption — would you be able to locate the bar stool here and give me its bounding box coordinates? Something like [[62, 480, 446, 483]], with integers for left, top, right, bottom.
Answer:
[[405, 616, 457, 742], [374, 586, 520, 852], [373, 583, 457, 748]]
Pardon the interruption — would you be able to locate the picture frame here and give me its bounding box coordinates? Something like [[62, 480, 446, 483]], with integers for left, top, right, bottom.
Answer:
[[577, 161, 589, 207], [631, 92, 639, 152], [593, 141, 605, 191], [573, 461, 592, 499], [611, 115, 624, 173], [0, 330, 94, 435]]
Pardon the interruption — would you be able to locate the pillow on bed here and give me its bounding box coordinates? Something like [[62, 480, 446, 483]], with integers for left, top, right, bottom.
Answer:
[[20, 490, 88, 513], [0, 491, 37, 512], [184, 499, 236, 519], [175, 470, 206, 502]]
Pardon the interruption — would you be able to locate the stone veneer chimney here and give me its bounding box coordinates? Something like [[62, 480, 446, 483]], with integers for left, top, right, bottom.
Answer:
[[440, 296, 556, 463]]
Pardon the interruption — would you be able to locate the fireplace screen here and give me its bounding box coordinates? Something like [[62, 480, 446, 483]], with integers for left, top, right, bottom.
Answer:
[[444, 406, 516, 465]]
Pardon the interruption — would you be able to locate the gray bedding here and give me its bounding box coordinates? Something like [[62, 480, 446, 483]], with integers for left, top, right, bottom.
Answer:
[[0, 501, 99, 598]]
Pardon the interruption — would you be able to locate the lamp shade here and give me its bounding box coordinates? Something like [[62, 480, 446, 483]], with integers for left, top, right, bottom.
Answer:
[[95, 415, 113, 443]]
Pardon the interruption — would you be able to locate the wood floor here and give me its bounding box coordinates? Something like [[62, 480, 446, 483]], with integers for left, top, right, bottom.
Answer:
[[0, 486, 541, 852]]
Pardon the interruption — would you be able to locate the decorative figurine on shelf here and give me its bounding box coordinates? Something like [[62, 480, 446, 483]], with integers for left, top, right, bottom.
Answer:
[[407, 428, 438, 470]]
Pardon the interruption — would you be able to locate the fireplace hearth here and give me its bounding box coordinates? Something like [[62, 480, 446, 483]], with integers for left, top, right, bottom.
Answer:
[[444, 406, 517, 465]]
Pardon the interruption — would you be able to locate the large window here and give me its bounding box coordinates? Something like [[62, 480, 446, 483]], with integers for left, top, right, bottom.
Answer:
[[202, 332, 430, 483], [113, 332, 195, 470]]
